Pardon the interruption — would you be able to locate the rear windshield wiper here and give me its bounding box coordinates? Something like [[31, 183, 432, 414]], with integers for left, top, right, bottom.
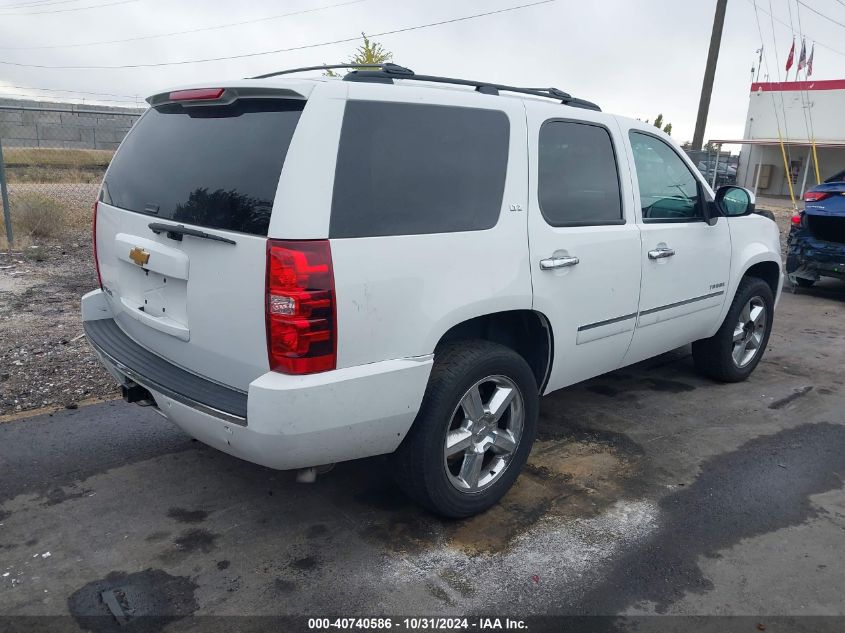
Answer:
[[148, 223, 236, 245]]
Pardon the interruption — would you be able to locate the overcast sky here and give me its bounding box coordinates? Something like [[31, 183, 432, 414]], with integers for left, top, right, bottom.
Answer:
[[0, 0, 843, 145]]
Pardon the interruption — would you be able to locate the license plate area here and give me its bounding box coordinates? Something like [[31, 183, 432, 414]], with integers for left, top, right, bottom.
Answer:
[[119, 264, 189, 328]]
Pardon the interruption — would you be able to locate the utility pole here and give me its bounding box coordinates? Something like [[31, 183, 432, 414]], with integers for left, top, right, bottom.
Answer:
[[692, 0, 728, 150]]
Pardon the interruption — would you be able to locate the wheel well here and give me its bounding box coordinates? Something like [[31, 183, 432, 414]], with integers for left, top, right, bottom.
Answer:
[[436, 311, 552, 391], [743, 260, 781, 296]]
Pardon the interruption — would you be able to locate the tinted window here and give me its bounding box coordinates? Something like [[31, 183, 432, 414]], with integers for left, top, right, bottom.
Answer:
[[330, 101, 509, 238], [629, 131, 702, 222], [538, 121, 622, 226], [824, 169, 845, 183], [102, 99, 304, 236]]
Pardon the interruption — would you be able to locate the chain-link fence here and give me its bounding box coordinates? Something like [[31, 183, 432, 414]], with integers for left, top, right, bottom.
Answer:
[[0, 100, 144, 247], [683, 148, 738, 189]]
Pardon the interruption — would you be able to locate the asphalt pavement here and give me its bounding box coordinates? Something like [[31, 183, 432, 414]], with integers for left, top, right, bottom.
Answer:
[[1, 282, 844, 631]]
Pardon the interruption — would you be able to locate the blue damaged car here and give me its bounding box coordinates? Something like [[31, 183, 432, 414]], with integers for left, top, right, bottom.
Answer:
[[786, 168, 845, 288]]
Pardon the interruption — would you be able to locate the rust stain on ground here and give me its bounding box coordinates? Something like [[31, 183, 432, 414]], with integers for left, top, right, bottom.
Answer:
[[358, 433, 644, 556], [448, 439, 638, 554]]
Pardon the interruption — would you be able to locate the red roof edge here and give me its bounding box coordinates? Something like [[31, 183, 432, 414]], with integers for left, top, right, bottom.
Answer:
[[751, 79, 845, 92]]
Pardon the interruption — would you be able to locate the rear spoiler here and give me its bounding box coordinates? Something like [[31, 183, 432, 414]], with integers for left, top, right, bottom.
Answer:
[[147, 86, 306, 108]]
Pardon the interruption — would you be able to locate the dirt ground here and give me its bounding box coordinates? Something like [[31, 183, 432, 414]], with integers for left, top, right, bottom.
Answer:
[[0, 231, 116, 415], [0, 203, 796, 417]]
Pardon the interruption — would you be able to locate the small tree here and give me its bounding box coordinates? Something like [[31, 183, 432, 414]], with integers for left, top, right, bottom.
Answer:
[[324, 33, 393, 76], [651, 113, 672, 135]]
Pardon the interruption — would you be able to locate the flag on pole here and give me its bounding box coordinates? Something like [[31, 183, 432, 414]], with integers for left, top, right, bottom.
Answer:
[[797, 38, 807, 73], [807, 43, 814, 76], [786, 39, 795, 72]]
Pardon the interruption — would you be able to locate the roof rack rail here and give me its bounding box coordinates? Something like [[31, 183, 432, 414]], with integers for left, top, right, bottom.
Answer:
[[250, 63, 601, 111], [250, 63, 409, 80]]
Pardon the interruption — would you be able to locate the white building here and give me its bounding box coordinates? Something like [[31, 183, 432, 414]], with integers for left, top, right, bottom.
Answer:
[[713, 79, 845, 198]]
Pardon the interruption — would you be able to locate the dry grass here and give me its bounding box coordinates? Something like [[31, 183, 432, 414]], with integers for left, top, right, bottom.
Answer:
[[3, 147, 113, 168], [7, 192, 70, 239], [3, 148, 113, 184]]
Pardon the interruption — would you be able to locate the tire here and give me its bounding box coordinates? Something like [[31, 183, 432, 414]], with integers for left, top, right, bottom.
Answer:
[[794, 277, 815, 288], [393, 340, 539, 518], [692, 277, 774, 382]]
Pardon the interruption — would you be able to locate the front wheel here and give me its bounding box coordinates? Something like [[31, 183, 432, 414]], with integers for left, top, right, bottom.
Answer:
[[393, 341, 538, 518], [692, 277, 774, 382]]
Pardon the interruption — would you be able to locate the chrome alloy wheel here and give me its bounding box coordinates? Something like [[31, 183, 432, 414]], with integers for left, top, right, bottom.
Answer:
[[732, 296, 767, 368], [444, 375, 524, 493]]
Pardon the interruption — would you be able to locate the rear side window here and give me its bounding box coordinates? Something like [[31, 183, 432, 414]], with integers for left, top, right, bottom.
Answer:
[[101, 99, 304, 236], [330, 101, 510, 238], [538, 120, 623, 226]]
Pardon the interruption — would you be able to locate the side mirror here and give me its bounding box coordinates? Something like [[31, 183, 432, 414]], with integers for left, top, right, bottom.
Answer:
[[715, 185, 755, 218]]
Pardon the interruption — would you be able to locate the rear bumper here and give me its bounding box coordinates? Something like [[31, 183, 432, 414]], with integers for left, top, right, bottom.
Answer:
[[786, 229, 845, 281], [81, 289, 433, 470]]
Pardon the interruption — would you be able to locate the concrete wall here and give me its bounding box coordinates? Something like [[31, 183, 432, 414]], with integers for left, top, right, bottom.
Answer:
[[743, 80, 845, 144], [0, 98, 146, 151], [736, 80, 845, 197]]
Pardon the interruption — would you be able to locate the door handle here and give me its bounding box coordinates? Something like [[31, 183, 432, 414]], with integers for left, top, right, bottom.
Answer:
[[648, 247, 675, 260], [539, 255, 580, 270]]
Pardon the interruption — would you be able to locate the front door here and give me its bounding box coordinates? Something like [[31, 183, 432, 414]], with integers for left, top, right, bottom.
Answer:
[[620, 126, 731, 366], [526, 104, 642, 393]]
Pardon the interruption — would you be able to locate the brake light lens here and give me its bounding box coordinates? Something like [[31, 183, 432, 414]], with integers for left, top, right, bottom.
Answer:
[[791, 211, 804, 227], [168, 88, 225, 101], [266, 240, 336, 374], [92, 201, 102, 288], [804, 191, 831, 202]]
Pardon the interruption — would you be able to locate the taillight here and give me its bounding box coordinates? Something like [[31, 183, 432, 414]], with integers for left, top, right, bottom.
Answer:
[[791, 211, 804, 227], [266, 240, 336, 375], [168, 88, 225, 101], [92, 201, 102, 289], [804, 191, 831, 202]]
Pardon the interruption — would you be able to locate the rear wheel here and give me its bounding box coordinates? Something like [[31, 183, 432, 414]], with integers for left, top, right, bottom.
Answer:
[[393, 341, 538, 518], [692, 277, 774, 382]]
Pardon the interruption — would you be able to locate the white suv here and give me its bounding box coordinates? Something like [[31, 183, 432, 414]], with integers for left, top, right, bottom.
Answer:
[[82, 64, 782, 517]]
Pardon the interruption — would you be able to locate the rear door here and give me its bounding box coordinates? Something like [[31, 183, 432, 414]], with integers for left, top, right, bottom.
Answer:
[[95, 87, 309, 390], [526, 104, 642, 392]]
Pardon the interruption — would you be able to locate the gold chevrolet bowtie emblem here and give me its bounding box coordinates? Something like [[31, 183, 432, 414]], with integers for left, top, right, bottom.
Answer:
[[129, 246, 150, 267]]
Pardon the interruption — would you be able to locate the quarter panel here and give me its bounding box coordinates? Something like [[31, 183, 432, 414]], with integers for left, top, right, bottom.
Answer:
[[330, 90, 531, 368], [269, 81, 347, 239]]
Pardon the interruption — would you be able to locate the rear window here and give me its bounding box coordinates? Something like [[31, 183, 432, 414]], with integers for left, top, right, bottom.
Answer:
[[101, 99, 304, 236], [329, 101, 510, 238]]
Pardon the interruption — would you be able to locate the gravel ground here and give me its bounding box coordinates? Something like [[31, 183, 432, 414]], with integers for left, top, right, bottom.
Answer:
[[7, 182, 101, 214], [0, 232, 117, 416]]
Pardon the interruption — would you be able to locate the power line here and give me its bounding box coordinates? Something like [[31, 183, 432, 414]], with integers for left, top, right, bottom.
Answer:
[[0, 84, 138, 99], [796, 0, 845, 31], [0, 89, 140, 104], [0, 0, 557, 69], [0, 0, 136, 15], [745, 0, 845, 57], [0, 0, 365, 50], [0, 0, 94, 11]]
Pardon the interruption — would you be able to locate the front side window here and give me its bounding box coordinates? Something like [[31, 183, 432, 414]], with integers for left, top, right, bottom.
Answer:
[[329, 101, 510, 238], [538, 120, 623, 226], [629, 131, 703, 222]]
